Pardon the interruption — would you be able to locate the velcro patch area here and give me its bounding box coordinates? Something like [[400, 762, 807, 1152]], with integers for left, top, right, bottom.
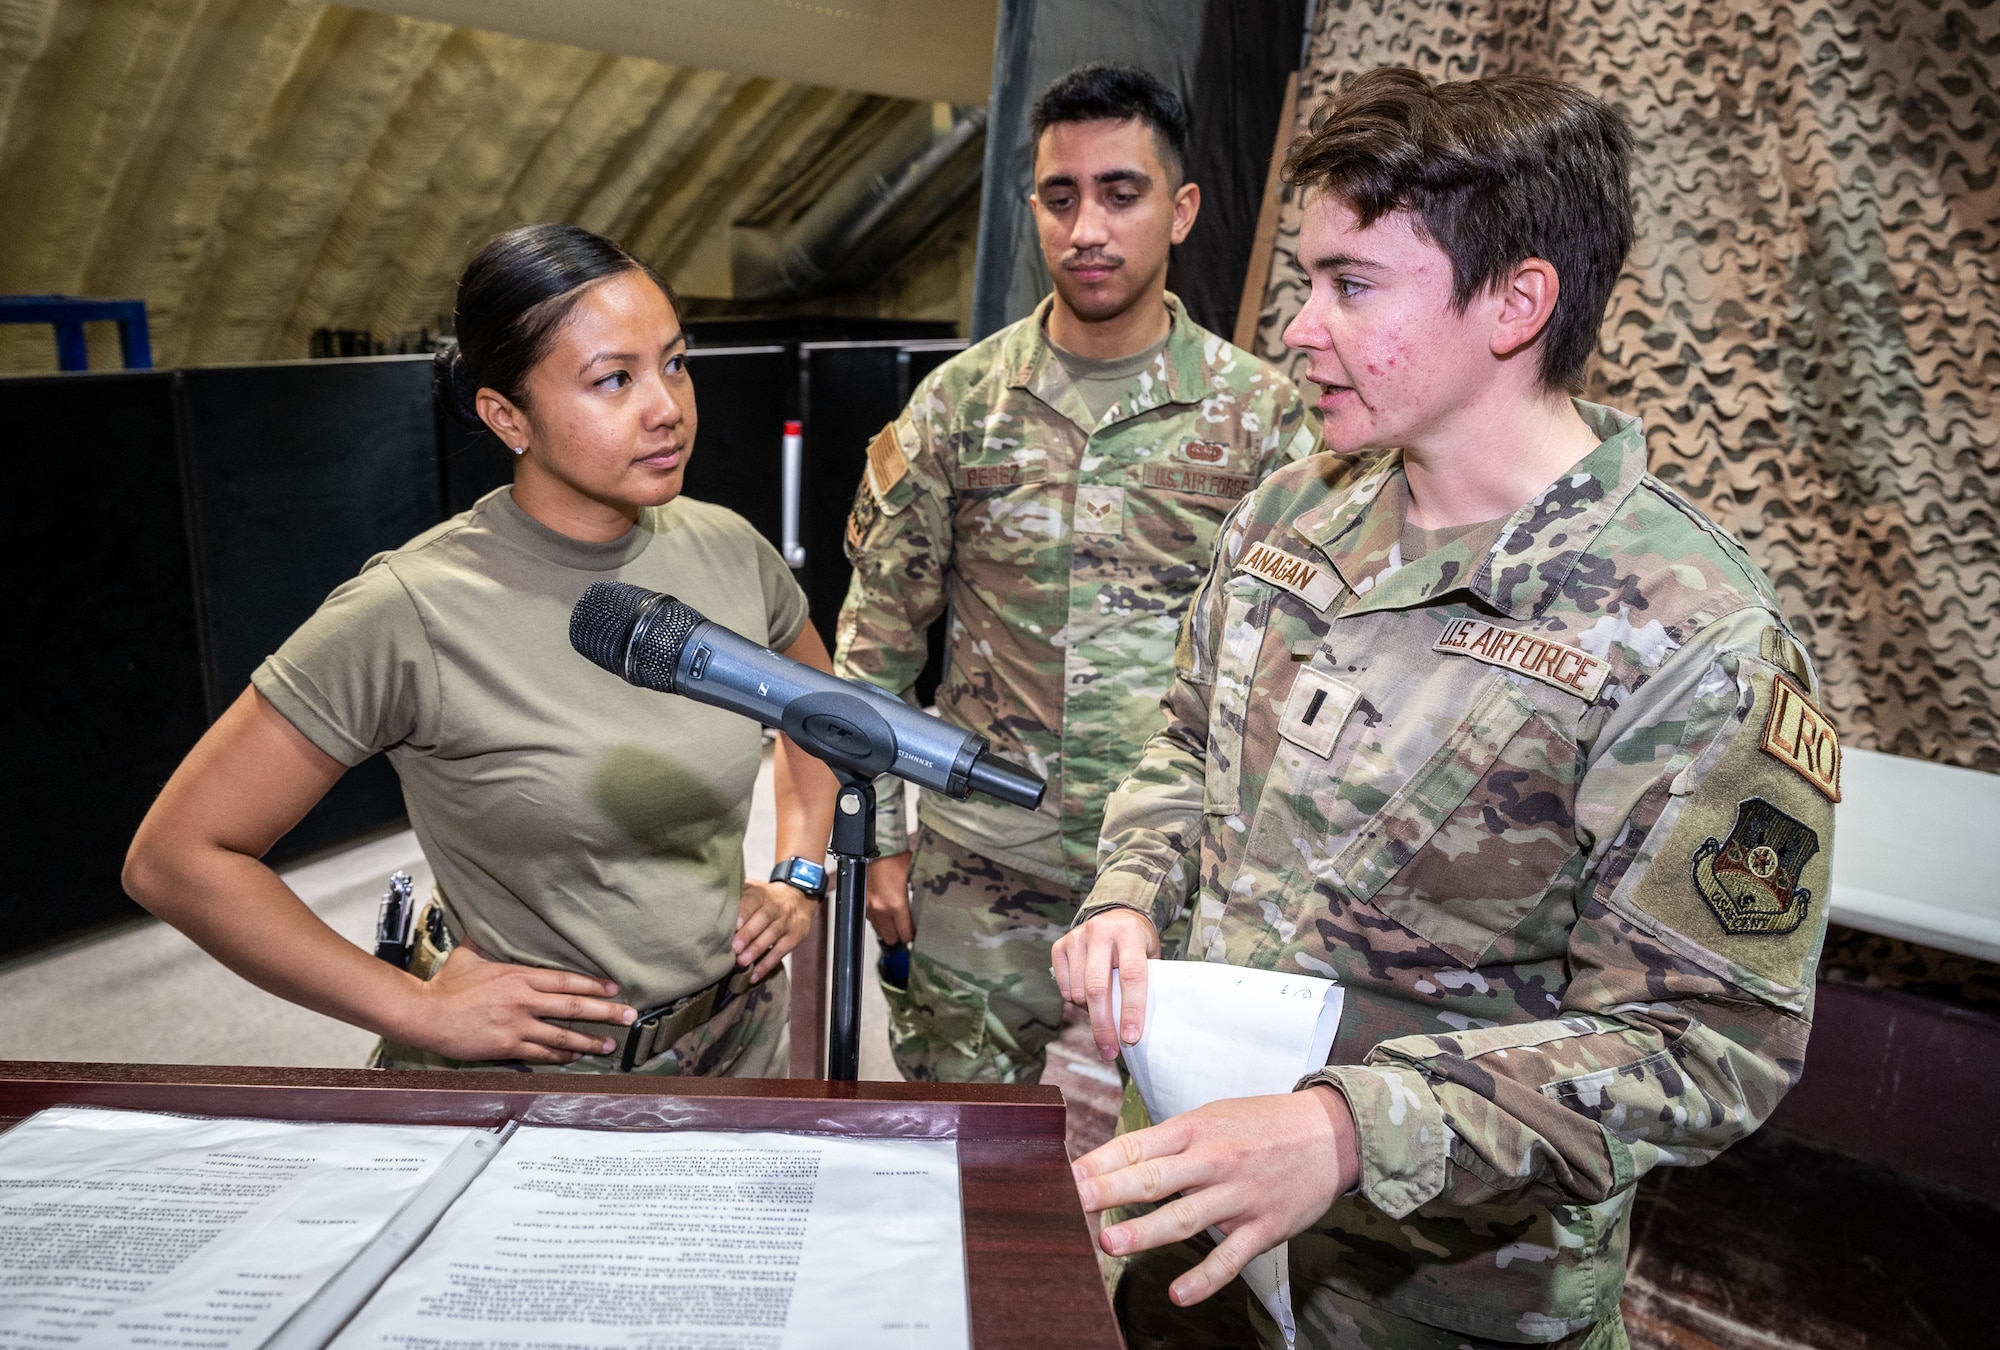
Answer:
[[1143, 463, 1255, 499], [865, 423, 908, 500], [1606, 662, 1836, 1004], [1434, 618, 1610, 700], [1760, 675, 1841, 802], [1237, 540, 1343, 611]]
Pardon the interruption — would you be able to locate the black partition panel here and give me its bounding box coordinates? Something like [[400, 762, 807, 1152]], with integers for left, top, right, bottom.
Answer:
[[0, 371, 207, 949], [4, 326, 960, 958], [800, 340, 963, 699], [680, 346, 794, 552], [177, 357, 441, 864]]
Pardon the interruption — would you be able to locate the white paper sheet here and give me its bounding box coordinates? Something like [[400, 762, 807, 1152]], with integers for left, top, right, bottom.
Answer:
[[1114, 959, 1344, 1346], [332, 1126, 971, 1350], [0, 1106, 480, 1350]]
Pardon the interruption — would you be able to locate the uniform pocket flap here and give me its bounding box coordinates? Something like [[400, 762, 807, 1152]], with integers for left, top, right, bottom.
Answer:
[[1333, 674, 1537, 904]]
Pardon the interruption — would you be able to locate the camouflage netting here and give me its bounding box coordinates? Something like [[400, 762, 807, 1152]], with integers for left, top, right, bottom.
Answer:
[[1251, 0, 2000, 773]]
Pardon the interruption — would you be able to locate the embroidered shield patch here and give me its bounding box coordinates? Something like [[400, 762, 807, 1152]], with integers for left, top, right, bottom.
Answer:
[[845, 485, 880, 552], [1691, 797, 1821, 936]]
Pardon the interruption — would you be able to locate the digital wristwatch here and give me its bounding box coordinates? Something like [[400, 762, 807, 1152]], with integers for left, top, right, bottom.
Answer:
[[769, 856, 828, 899]]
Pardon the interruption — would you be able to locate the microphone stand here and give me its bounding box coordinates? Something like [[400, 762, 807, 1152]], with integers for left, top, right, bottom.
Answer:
[[568, 587, 1044, 1079], [824, 769, 876, 1081]]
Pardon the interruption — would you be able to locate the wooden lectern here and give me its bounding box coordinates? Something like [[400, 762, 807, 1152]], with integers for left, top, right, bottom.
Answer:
[[0, 1061, 1122, 1348]]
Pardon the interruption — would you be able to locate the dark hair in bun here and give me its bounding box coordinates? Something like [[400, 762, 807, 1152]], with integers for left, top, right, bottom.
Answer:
[[433, 223, 677, 437]]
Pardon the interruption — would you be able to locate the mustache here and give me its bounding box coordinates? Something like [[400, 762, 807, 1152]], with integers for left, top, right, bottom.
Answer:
[[1061, 250, 1123, 270]]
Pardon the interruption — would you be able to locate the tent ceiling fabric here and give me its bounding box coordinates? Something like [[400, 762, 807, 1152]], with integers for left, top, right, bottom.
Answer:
[[339, 0, 997, 104], [0, 0, 986, 372]]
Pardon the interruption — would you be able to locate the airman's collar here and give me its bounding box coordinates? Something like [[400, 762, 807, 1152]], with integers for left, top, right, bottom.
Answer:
[[1004, 292, 1207, 433], [1289, 401, 1650, 620]]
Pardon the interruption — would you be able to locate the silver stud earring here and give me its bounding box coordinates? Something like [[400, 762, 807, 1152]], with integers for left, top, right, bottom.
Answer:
[[512, 445, 526, 456]]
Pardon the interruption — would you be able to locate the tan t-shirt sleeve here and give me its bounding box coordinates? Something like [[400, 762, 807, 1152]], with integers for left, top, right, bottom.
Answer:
[[251, 560, 439, 767], [751, 525, 813, 651]]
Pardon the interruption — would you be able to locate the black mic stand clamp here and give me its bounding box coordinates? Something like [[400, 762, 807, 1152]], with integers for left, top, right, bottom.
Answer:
[[774, 687, 1044, 1080], [824, 770, 877, 1082]]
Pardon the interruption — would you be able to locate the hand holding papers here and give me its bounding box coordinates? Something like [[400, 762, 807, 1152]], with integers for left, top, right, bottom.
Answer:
[[1107, 960, 1345, 1347], [1112, 960, 1343, 1122]]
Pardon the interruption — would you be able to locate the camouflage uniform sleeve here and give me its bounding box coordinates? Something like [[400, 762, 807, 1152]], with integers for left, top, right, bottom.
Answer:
[[832, 411, 953, 849], [1304, 607, 1838, 1219], [1077, 499, 1255, 932]]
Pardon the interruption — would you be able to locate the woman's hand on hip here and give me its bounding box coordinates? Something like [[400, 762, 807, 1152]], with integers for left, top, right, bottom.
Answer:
[[735, 879, 816, 982], [400, 946, 634, 1063]]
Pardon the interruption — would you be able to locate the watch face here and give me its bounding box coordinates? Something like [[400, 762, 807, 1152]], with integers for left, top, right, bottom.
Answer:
[[774, 859, 825, 893]]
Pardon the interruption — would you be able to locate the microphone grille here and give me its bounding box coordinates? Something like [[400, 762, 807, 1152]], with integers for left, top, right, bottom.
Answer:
[[627, 594, 704, 692], [570, 581, 653, 676], [570, 582, 706, 692]]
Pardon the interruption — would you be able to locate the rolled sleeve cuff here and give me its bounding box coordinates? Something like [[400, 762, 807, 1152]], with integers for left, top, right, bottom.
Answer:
[[871, 771, 910, 852], [1303, 1064, 1449, 1219], [1074, 866, 1170, 931], [251, 660, 374, 768]]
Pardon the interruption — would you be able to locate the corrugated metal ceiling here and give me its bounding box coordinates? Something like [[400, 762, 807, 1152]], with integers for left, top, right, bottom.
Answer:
[[0, 0, 990, 371]]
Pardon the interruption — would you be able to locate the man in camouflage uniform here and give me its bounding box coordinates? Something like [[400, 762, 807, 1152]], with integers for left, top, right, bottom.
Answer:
[[1054, 70, 1838, 1348], [834, 64, 1317, 1083]]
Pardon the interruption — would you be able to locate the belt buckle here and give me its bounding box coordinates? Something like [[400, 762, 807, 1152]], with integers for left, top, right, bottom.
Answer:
[[617, 969, 741, 1072], [619, 1000, 676, 1073], [619, 982, 710, 1072]]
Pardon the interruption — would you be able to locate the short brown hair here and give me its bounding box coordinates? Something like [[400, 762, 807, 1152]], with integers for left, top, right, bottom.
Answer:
[[1284, 68, 1634, 391]]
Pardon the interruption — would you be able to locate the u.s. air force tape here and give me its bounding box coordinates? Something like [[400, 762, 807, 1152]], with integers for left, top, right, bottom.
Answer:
[[1433, 618, 1611, 700], [1236, 541, 1343, 610]]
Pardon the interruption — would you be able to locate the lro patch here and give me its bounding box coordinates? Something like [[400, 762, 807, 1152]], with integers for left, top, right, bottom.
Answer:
[[1760, 675, 1841, 801]]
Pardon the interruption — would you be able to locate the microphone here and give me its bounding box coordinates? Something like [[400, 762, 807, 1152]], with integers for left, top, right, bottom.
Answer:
[[569, 582, 1045, 810]]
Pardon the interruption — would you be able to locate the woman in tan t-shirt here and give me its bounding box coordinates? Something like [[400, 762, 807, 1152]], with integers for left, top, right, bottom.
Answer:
[[123, 224, 838, 1076]]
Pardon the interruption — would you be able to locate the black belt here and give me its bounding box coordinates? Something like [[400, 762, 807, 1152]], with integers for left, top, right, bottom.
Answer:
[[619, 967, 752, 1071]]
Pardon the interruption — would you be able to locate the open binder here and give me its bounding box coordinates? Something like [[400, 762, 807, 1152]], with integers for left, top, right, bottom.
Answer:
[[0, 1064, 1128, 1350], [1, 1105, 969, 1349]]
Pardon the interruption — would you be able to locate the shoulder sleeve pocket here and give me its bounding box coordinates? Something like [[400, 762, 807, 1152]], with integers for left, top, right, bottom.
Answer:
[[1601, 653, 1837, 1009]]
